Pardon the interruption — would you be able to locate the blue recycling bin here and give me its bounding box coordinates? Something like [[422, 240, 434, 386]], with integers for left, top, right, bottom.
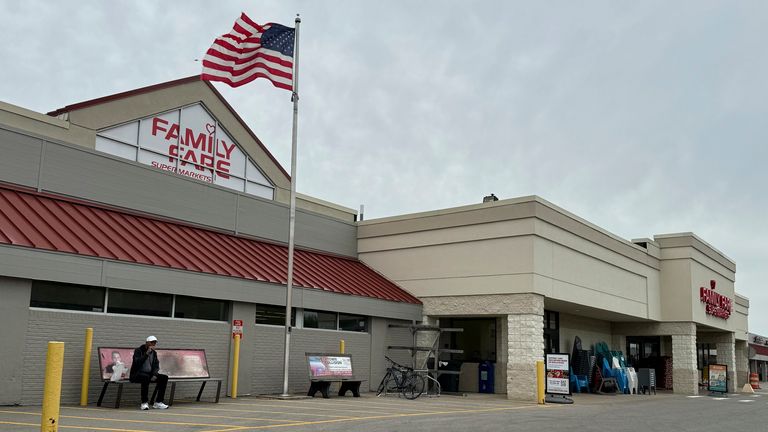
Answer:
[[479, 361, 495, 393]]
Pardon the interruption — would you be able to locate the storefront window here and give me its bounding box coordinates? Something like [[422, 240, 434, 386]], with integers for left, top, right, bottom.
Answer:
[[303, 309, 337, 330], [697, 343, 717, 369], [255, 304, 295, 326], [174, 295, 228, 321], [30, 281, 105, 312], [107, 289, 172, 317], [339, 314, 368, 332]]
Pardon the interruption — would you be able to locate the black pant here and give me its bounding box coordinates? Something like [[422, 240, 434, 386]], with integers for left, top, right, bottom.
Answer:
[[132, 373, 168, 403]]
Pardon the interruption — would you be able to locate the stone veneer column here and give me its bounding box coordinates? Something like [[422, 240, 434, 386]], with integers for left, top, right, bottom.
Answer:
[[735, 339, 749, 389], [671, 323, 698, 395], [506, 296, 544, 401], [496, 316, 509, 394], [419, 293, 544, 401], [716, 333, 737, 393], [672, 334, 698, 395]]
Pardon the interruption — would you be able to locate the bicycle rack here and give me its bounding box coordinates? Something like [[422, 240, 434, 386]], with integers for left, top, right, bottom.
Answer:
[[388, 324, 463, 397]]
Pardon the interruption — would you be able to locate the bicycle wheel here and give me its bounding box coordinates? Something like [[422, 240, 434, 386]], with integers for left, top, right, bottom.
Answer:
[[401, 372, 426, 400], [376, 371, 392, 396]]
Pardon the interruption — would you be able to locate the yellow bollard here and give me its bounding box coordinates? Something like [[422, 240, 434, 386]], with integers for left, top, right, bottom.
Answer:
[[41, 341, 65, 432], [231, 334, 240, 399], [80, 328, 93, 407], [536, 360, 545, 405], [339, 339, 345, 354]]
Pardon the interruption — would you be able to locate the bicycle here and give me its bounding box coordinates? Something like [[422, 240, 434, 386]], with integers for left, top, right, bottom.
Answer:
[[376, 356, 426, 399]]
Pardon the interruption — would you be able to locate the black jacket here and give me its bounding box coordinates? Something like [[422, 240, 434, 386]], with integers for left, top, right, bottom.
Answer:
[[129, 344, 159, 381]]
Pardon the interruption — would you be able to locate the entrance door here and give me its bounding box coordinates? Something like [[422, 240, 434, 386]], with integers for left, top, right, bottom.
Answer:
[[543, 310, 560, 354], [626, 336, 660, 367]]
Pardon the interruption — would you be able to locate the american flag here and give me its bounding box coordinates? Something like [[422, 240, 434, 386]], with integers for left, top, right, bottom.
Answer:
[[202, 13, 294, 90]]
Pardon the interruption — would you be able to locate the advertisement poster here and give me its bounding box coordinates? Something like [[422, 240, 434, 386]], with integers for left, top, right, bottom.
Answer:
[[545, 353, 571, 395], [98, 348, 134, 381], [307, 355, 353, 378], [98, 348, 210, 380], [708, 364, 728, 393]]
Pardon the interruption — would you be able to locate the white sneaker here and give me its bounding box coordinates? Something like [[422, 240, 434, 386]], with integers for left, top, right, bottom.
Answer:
[[140, 402, 149, 411], [153, 402, 169, 409]]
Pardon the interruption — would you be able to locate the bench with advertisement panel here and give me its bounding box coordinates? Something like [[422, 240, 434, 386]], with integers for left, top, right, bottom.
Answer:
[[306, 353, 364, 398], [97, 347, 222, 408]]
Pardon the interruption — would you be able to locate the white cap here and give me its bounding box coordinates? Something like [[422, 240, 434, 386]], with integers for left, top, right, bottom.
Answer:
[[146, 335, 158, 342]]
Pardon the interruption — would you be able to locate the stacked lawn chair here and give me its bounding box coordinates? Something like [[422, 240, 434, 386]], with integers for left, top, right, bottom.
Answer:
[[570, 337, 592, 393], [593, 342, 631, 394]]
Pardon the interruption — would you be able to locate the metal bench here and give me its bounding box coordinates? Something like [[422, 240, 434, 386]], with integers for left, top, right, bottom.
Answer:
[[96, 347, 222, 408], [305, 353, 364, 398]]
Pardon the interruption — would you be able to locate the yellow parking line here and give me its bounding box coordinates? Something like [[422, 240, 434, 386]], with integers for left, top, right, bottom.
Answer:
[[0, 420, 153, 432], [202, 404, 549, 432], [64, 406, 299, 423], [216, 400, 404, 416], [171, 403, 355, 419], [257, 398, 443, 413], [0, 409, 252, 429]]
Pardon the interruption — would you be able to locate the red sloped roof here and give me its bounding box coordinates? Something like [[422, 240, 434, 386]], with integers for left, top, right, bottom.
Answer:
[[0, 185, 420, 304]]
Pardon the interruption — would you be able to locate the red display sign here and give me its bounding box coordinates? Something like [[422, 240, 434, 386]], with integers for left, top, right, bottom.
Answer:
[[700, 280, 731, 319], [232, 319, 244, 339]]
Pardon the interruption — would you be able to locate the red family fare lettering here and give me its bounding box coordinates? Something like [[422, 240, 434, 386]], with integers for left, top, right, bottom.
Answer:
[[699, 280, 732, 319], [151, 117, 235, 178]]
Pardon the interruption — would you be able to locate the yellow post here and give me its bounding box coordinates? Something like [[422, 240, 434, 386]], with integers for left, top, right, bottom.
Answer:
[[80, 328, 93, 407], [339, 339, 345, 354], [41, 341, 65, 432], [231, 334, 240, 399], [536, 360, 545, 405]]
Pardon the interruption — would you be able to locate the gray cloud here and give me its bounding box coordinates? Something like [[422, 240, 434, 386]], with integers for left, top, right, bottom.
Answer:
[[2, 0, 766, 333]]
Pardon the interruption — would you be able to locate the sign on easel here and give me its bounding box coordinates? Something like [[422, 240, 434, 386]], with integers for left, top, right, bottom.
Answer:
[[545, 353, 572, 401], [708, 364, 728, 394]]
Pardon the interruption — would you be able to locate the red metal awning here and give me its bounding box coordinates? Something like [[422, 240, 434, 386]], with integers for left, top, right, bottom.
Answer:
[[0, 185, 420, 304], [751, 344, 768, 356]]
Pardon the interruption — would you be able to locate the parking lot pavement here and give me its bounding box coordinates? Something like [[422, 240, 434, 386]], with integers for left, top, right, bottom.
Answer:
[[0, 393, 537, 432], [1, 390, 766, 432]]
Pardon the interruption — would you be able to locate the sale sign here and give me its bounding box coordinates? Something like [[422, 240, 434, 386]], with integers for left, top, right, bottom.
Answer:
[[545, 353, 571, 395]]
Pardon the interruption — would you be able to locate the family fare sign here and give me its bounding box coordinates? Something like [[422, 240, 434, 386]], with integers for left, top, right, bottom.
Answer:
[[147, 116, 235, 183], [131, 104, 248, 185], [700, 280, 732, 319]]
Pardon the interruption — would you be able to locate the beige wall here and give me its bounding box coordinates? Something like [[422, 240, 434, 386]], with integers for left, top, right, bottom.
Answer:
[[359, 197, 661, 321], [359, 199, 748, 342], [559, 313, 612, 354], [657, 233, 745, 337]]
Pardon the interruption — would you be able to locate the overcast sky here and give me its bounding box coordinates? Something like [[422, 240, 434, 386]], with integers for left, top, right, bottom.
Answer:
[[1, 1, 766, 334]]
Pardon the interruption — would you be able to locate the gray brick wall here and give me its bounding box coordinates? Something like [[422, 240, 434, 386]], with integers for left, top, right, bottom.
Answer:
[[250, 325, 371, 394], [22, 309, 229, 406]]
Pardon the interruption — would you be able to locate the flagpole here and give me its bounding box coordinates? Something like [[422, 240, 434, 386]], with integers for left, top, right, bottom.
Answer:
[[281, 14, 301, 398]]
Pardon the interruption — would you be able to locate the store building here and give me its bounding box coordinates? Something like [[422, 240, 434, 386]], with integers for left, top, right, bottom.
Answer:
[[0, 76, 752, 405], [748, 333, 768, 382], [0, 77, 420, 406], [358, 196, 750, 400]]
